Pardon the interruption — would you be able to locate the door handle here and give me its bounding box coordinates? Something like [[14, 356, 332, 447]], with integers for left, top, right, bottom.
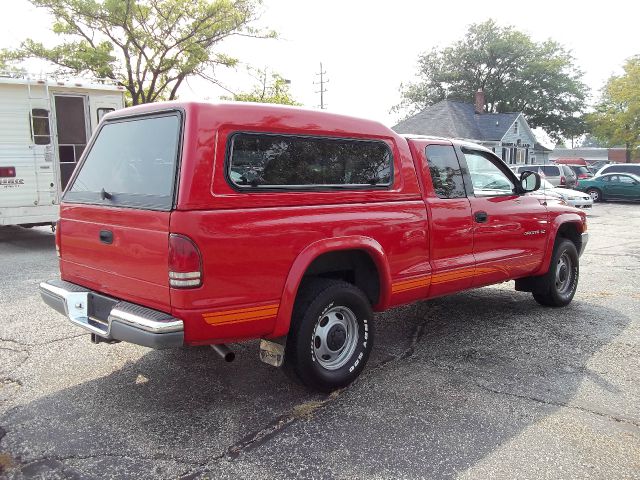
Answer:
[[99, 230, 113, 244], [474, 211, 488, 223]]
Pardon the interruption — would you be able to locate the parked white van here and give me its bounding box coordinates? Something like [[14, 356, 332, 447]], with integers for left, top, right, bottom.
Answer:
[[0, 72, 125, 227]]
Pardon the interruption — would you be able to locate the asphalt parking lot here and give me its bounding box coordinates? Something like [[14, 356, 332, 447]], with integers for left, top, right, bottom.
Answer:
[[0, 203, 639, 479]]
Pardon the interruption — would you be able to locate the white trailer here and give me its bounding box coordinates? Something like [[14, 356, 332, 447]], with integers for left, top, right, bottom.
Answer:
[[0, 73, 125, 227]]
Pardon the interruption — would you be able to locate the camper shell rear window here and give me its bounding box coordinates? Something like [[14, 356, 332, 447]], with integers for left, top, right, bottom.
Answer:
[[64, 112, 181, 211]]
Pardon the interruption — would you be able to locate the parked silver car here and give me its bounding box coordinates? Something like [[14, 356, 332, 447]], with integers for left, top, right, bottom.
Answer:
[[595, 163, 640, 177], [537, 178, 593, 209], [511, 164, 577, 188]]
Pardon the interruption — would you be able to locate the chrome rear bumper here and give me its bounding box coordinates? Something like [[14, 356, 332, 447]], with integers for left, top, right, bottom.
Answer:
[[40, 279, 183, 349]]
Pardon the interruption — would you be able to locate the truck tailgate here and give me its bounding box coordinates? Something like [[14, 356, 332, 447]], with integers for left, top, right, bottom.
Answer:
[[59, 204, 171, 312]]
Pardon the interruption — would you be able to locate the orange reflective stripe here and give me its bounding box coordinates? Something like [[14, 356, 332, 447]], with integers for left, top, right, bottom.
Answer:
[[202, 303, 279, 325]]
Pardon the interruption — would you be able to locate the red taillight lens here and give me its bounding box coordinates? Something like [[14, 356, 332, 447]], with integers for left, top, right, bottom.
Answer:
[[55, 221, 61, 258], [0, 166, 16, 177], [168, 234, 202, 288], [560, 176, 566, 185]]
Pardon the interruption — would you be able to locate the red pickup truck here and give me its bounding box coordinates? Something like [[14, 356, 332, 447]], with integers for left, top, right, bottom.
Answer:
[[40, 102, 588, 391]]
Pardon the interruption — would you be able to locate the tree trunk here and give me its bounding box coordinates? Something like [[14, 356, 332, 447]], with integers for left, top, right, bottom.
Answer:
[[626, 142, 631, 163]]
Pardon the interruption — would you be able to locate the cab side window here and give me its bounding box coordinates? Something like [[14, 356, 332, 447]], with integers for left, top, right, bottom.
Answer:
[[463, 149, 515, 197], [424, 145, 466, 199], [618, 175, 635, 184]]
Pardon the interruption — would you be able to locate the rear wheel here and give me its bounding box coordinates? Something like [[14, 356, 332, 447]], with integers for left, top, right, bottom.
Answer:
[[586, 188, 602, 202], [284, 278, 373, 392], [532, 238, 579, 307]]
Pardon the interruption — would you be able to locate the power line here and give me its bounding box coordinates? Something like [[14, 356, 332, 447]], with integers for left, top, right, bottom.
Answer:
[[314, 62, 328, 109]]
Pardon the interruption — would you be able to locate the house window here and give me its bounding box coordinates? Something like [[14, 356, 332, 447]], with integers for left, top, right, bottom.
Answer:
[[513, 122, 518, 134], [530, 156, 537, 164], [30, 108, 51, 145]]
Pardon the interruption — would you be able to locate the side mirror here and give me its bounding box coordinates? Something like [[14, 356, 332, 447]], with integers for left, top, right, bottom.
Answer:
[[519, 170, 541, 193]]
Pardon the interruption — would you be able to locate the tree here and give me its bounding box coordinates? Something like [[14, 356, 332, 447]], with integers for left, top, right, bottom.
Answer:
[[4, 0, 275, 105], [222, 68, 300, 105], [562, 115, 587, 148], [579, 133, 606, 148], [588, 55, 640, 162], [394, 20, 588, 141]]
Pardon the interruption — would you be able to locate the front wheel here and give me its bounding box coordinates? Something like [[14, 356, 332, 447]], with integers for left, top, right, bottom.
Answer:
[[532, 238, 579, 307], [284, 278, 374, 392], [586, 188, 602, 202]]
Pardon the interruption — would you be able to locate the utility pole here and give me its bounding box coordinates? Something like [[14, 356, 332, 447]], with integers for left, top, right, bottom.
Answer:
[[314, 62, 328, 109]]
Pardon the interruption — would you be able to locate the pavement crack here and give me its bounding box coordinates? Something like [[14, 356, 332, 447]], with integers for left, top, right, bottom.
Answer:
[[475, 383, 640, 428], [178, 393, 344, 479], [400, 321, 427, 360], [226, 392, 340, 459]]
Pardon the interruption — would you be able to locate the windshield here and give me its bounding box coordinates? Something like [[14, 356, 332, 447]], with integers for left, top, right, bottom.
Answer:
[[65, 114, 181, 211]]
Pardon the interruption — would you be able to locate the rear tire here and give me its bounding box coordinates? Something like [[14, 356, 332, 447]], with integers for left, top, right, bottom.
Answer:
[[586, 188, 602, 202], [283, 278, 374, 392], [532, 238, 579, 307]]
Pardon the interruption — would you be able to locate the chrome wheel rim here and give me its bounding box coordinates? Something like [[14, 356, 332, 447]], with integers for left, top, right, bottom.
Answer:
[[588, 190, 599, 201], [555, 252, 573, 294], [312, 305, 359, 371]]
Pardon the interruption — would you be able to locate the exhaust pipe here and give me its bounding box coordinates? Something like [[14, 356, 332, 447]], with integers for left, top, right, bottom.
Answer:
[[211, 344, 235, 362]]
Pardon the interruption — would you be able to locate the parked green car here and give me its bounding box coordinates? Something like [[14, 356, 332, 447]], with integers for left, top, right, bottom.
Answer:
[[577, 173, 640, 202]]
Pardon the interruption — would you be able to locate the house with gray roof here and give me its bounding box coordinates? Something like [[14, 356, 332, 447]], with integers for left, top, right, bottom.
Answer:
[[393, 91, 548, 165]]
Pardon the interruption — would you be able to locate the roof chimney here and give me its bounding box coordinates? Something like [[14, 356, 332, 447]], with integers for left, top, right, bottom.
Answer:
[[475, 89, 485, 114]]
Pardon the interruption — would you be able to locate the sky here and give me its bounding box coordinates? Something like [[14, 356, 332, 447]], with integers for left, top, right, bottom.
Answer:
[[1, 0, 638, 128]]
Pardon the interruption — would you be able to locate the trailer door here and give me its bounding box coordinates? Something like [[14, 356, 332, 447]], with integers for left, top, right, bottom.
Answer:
[[53, 95, 88, 190]]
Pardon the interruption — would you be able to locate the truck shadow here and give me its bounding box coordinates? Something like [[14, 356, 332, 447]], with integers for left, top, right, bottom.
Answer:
[[0, 287, 630, 479], [0, 226, 55, 252]]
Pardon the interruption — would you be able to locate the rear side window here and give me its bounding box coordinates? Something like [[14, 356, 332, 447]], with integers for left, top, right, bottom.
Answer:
[[65, 113, 181, 211], [572, 166, 591, 175], [227, 133, 392, 189], [425, 145, 466, 198], [539, 165, 560, 176]]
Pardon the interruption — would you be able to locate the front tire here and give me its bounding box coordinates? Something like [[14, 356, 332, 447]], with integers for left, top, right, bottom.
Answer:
[[284, 278, 374, 392], [532, 238, 579, 307], [586, 188, 602, 202]]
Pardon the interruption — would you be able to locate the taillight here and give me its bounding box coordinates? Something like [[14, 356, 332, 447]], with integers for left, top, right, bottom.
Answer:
[[55, 221, 61, 258], [0, 166, 16, 177], [168, 234, 202, 288], [560, 176, 566, 185]]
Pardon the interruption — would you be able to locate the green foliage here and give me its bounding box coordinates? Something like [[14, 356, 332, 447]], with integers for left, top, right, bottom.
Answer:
[[7, 0, 275, 104], [395, 19, 589, 141], [579, 133, 606, 148], [222, 68, 300, 105], [588, 55, 640, 161]]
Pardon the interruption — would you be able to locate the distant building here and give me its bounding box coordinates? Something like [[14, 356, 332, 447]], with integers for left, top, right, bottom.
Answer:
[[550, 147, 633, 165], [392, 90, 549, 165]]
